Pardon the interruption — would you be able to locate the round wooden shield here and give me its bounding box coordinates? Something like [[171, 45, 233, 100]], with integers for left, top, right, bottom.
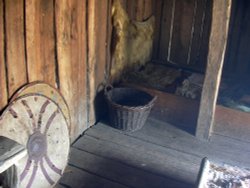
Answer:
[[0, 95, 70, 188], [11, 82, 71, 137]]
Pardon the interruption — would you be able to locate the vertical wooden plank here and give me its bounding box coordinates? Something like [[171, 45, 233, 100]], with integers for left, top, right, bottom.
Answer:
[[55, 0, 87, 140], [196, 0, 232, 140], [197, 0, 212, 72], [5, 0, 27, 97], [143, 0, 153, 19], [25, 0, 57, 87], [94, 0, 109, 89], [169, 0, 196, 65], [152, 0, 163, 59], [88, 0, 110, 125], [223, 0, 242, 74], [135, 0, 144, 21], [0, 0, 8, 110], [106, 0, 112, 81], [157, 0, 174, 61], [188, 0, 207, 67], [126, 0, 135, 19], [235, 1, 250, 75]]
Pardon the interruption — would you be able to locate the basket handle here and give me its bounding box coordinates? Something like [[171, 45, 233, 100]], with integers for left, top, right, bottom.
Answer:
[[148, 95, 157, 106], [104, 84, 113, 95]]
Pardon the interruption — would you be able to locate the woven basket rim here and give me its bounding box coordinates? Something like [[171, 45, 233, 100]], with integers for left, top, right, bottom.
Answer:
[[105, 87, 157, 111]]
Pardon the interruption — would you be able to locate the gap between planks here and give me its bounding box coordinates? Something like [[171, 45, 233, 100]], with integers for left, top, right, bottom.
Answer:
[[88, 118, 250, 168], [66, 147, 192, 188]]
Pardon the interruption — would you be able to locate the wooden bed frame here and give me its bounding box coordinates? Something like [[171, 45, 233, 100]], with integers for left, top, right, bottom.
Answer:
[[124, 83, 250, 142]]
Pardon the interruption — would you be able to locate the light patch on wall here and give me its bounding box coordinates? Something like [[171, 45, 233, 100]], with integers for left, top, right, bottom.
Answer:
[[111, 0, 155, 82]]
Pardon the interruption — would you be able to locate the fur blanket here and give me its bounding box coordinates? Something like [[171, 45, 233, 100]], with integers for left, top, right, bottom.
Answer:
[[111, 0, 155, 82]]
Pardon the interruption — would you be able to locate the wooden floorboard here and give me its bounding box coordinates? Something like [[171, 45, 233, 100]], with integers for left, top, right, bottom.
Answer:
[[91, 118, 250, 167], [67, 147, 191, 188], [210, 133, 250, 153], [58, 117, 250, 188], [59, 165, 129, 188], [54, 184, 67, 188], [74, 135, 198, 184]]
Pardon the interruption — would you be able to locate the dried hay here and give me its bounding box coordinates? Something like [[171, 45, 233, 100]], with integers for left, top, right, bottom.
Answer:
[[111, 0, 155, 82]]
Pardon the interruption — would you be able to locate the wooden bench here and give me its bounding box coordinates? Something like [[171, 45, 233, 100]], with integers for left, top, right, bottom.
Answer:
[[0, 82, 70, 188], [0, 137, 27, 187]]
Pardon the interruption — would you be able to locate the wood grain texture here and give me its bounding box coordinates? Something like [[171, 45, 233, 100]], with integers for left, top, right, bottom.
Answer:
[[135, 0, 144, 21], [123, 83, 199, 133], [84, 119, 250, 183], [88, 0, 111, 126], [0, 0, 7, 110], [59, 165, 128, 188], [188, 0, 207, 67], [55, 0, 87, 140], [69, 147, 191, 188], [106, 118, 250, 166], [143, 0, 153, 19], [170, 0, 196, 65], [223, 0, 243, 74], [25, 0, 56, 86], [155, 0, 212, 73], [223, 0, 250, 76], [158, 0, 174, 61], [196, 0, 232, 139], [234, 1, 250, 75], [126, 0, 135, 19], [75, 135, 199, 185], [198, 0, 212, 72], [5, 0, 27, 97], [214, 105, 250, 143], [152, 0, 163, 59]]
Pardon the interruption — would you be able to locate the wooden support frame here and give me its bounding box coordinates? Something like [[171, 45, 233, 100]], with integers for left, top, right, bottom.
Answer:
[[196, 0, 232, 140]]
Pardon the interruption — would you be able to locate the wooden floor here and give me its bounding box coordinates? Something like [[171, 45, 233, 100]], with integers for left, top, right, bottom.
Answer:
[[56, 118, 250, 188]]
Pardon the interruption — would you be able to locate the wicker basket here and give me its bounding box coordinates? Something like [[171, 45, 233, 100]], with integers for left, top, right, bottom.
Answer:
[[105, 85, 157, 131]]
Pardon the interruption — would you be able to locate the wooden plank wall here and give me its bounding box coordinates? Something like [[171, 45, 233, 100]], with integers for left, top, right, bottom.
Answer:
[[119, 0, 153, 21], [153, 0, 250, 78], [153, 0, 212, 72], [0, 0, 112, 141], [223, 0, 250, 78]]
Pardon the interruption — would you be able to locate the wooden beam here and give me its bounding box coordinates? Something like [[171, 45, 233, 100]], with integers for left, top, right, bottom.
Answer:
[[196, 0, 232, 139], [87, 0, 111, 126], [0, 0, 8, 110]]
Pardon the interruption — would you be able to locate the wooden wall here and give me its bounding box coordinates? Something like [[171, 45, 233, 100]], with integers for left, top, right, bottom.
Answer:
[[223, 0, 250, 77], [119, 0, 154, 21], [152, 0, 212, 72], [152, 0, 250, 78], [0, 0, 112, 140]]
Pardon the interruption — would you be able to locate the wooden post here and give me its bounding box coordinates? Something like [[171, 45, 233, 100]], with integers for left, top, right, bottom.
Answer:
[[0, 0, 7, 110], [196, 0, 232, 139], [55, 0, 88, 140], [87, 0, 111, 126]]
